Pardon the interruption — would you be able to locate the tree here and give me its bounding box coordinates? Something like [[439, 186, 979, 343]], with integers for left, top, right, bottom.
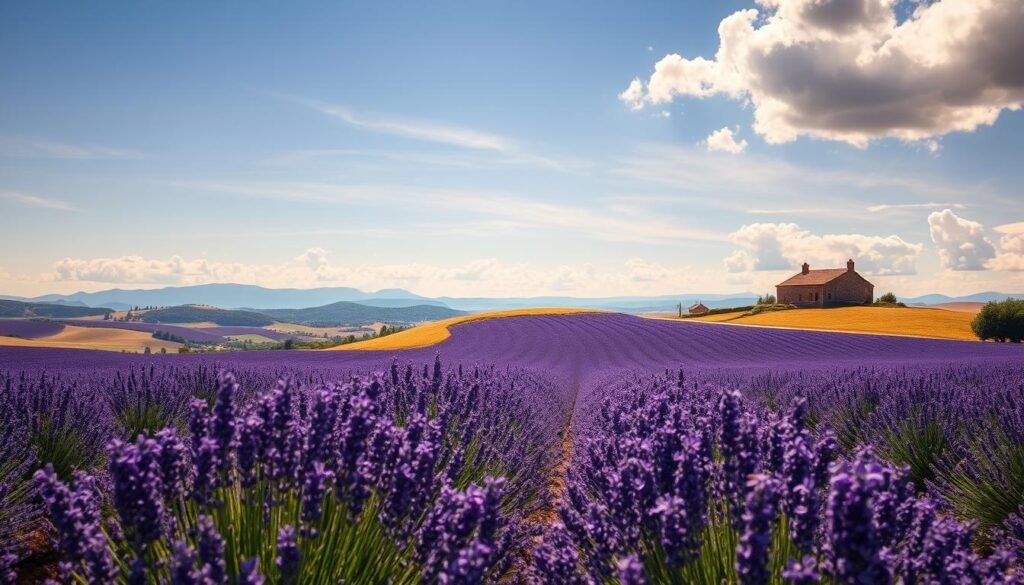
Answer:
[[972, 299, 1024, 342], [144, 346, 152, 354], [878, 292, 899, 304], [160, 347, 167, 354]]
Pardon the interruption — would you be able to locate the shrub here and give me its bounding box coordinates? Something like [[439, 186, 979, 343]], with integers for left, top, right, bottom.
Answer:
[[877, 292, 898, 304], [972, 298, 1024, 342]]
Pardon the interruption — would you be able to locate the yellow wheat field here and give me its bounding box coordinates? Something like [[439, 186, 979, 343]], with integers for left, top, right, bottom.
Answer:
[[333, 308, 600, 351], [690, 306, 977, 340], [0, 325, 183, 353]]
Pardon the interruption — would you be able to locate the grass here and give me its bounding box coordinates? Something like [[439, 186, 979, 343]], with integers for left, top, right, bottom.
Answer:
[[333, 308, 600, 351], [0, 324, 184, 352], [690, 306, 977, 340]]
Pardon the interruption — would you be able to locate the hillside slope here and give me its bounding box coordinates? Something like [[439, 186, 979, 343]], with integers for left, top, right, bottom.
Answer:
[[259, 301, 466, 326], [141, 306, 274, 326], [0, 299, 110, 319], [689, 306, 976, 340]]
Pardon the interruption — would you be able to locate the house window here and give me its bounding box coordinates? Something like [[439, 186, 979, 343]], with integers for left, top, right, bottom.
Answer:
[[828, 292, 832, 300], [814, 292, 819, 302]]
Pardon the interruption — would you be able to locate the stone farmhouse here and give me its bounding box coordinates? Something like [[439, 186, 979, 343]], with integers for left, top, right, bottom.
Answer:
[[688, 301, 709, 315], [776, 259, 874, 307]]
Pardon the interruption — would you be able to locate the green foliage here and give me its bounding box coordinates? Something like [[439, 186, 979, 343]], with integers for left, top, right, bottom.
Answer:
[[972, 298, 1024, 342], [756, 294, 777, 305], [32, 416, 95, 480], [877, 416, 948, 491], [877, 292, 898, 304], [934, 428, 1024, 546]]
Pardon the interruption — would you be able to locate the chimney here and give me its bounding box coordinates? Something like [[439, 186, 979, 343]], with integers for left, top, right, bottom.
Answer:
[[847, 259, 855, 272], [801, 262, 810, 275]]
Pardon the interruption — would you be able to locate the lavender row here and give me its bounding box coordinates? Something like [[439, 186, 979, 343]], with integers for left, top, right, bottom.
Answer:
[[535, 369, 1024, 584], [0, 319, 64, 339], [1, 358, 570, 583]]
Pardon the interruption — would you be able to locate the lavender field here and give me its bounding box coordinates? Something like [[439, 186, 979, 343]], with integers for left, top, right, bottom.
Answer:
[[2, 313, 1024, 583]]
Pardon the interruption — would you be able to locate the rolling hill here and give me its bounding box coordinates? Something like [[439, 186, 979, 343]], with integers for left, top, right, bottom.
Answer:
[[0, 299, 111, 319], [141, 306, 275, 326], [257, 301, 467, 326]]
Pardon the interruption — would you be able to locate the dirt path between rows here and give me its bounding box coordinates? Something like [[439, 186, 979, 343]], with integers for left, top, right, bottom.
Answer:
[[526, 378, 578, 527]]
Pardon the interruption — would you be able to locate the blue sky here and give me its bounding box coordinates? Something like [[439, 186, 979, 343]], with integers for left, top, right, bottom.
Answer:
[[2, 0, 1023, 298]]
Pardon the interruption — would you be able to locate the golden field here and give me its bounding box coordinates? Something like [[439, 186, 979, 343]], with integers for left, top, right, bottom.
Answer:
[[0, 325, 183, 352], [689, 306, 977, 340], [334, 308, 600, 351]]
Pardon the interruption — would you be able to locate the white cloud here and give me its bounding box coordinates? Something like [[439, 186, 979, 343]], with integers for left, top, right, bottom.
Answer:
[[54, 255, 256, 285], [867, 202, 965, 212], [988, 222, 1024, 271], [0, 136, 144, 160], [927, 209, 996, 270], [1, 190, 76, 211], [725, 222, 923, 275], [181, 180, 726, 245], [618, 78, 646, 111], [289, 97, 513, 152], [621, 0, 1024, 147], [706, 127, 748, 154], [995, 222, 1024, 236], [47, 250, 716, 297]]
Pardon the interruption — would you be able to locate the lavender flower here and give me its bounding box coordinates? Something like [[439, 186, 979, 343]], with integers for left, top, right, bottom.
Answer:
[[736, 474, 781, 585], [275, 525, 300, 583], [197, 515, 226, 584], [617, 555, 649, 585]]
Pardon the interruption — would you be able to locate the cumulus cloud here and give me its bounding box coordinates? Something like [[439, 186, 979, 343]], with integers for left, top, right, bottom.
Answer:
[[620, 0, 1024, 147], [619, 78, 646, 111], [706, 127, 748, 154], [927, 209, 996, 270], [725, 222, 923, 275], [987, 221, 1024, 271]]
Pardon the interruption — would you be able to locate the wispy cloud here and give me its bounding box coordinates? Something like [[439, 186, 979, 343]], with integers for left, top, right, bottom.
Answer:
[[1, 190, 76, 211], [0, 136, 145, 160], [289, 97, 513, 152], [867, 202, 966, 212], [178, 179, 725, 245], [277, 96, 590, 174]]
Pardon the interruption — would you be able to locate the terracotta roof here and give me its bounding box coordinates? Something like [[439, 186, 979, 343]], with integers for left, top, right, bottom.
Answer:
[[777, 268, 850, 287], [689, 302, 708, 310]]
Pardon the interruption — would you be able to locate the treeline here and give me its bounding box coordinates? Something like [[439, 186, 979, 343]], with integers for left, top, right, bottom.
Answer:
[[151, 330, 187, 344]]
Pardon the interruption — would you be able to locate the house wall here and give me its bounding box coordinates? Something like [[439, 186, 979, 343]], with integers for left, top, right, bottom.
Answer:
[[776, 284, 825, 307], [823, 273, 873, 305]]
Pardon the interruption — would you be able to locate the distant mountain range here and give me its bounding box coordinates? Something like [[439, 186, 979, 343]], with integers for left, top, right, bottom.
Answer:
[[2, 284, 1021, 314], [901, 292, 1024, 305]]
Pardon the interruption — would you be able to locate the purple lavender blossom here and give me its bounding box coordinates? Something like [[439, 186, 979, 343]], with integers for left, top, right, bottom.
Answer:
[[275, 525, 300, 583], [736, 474, 781, 585], [617, 555, 649, 585], [196, 515, 226, 584]]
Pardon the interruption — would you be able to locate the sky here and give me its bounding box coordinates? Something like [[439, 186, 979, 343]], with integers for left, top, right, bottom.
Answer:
[[2, 0, 1023, 299]]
